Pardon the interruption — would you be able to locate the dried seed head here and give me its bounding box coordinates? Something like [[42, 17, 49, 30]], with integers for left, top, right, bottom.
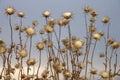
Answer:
[[78, 62, 84, 69], [48, 18, 55, 26], [99, 53, 105, 58], [90, 68, 97, 75], [111, 42, 120, 49], [26, 58, 36, 66], [36, 42, 44, 50], [91, 10, 98, 17], [84, 6, 91, 13], [32, 20, 38, 26], [26, 27, 35, 36], [99, 31, 104, 36], [15, 63, 20, 69], [63, 12, 72, 19], [14, 24, 19, 30], [43, 10, 51, 18], [0, 38, 5, 45], [89, 25, 96, 32], [47, 41, 53, 47], [57, 19, 64, 26], [39, 29, 45, 34], [41, 69, 49, 78], [63, 69, 71, 78], [108, 38, 114, 45], [44, 25, 53, 33], [0, 45, 6, 54], [102, 16, 110, 24], [18, 11, 25, 18], [100, 71, 109, 79], [90, 17, 96, 23], [93, 33, 101, 40], [20, 27, 26, 32], [5, 7, 15, 15], [19, 48, 28, 58], [74, 40, 84, 49]]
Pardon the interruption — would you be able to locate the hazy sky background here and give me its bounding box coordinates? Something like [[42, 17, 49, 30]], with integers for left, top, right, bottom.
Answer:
[[0, 0, 120, 79]]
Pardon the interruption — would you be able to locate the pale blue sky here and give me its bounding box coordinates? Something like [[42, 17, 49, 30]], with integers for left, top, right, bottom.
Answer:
[[0, 0, 120, 79]]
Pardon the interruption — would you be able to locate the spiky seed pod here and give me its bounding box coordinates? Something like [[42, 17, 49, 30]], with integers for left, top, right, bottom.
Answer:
[[107, 38, 114, 45], [36, 42, 44, 50], [76, 50, 83, 56], [84, 6, 91, 13], [93, 33, 101, 40], [32, 20, 38, 26], [26, 27, 35, 36], [74, 40, 84, 49], [26, 58, 36, 66], [99, 31, 104, 36], [90, 17, 96, 23], [89, 25, 96, 32], [63, 12, 72, 19], [90, 68, 97, 75], [100, 71, 109, 79], [91, 10, 98, 17], [5, 7, 15, 15], [47, 41, 53, 47], [18, 11, 25, 18], [43, 10, 51, 18], [102, 16, 110, 24], [44, 25, 53, 33], [19, 48, 28, 58], [48, 18, 55, 26], [111, 42, 120, 49]]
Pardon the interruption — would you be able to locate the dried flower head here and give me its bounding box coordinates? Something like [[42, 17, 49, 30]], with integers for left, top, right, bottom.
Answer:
[[41, 69, 49, 78], [102, 16, 110, 24], [63, 69, 71, 78], [18, 11, 25, 18], [39, 29, 45, 35], [44, 25, 53, 33], [32, 20, 38, 26], [26, 27, 35, 36], [90, 17, 96, 23], [0, 38, 5, 45], [63, 12, 72, 19], [111, 42, 120, 49], [0, 45, 6, 54], [5, 7, 15, 15], [99, 31, 104, 36], [100, 71, 109, 79], [84, 6, 91, 13], [93, 33, 101, 40], [91, 10, 98, 17], [90, 68, 97, 75], [108, 38, 114, 45], [36, 42, 44, 50], [89, 25, 96, 32], [26, 58, 36, 66], [99, 53, 105, 58], [48, 18, 55, 26], [74, 39, 84, 49], [14, 24, 19, 30], [43, 10, 51, 18], [19, 48, 28, 58]]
